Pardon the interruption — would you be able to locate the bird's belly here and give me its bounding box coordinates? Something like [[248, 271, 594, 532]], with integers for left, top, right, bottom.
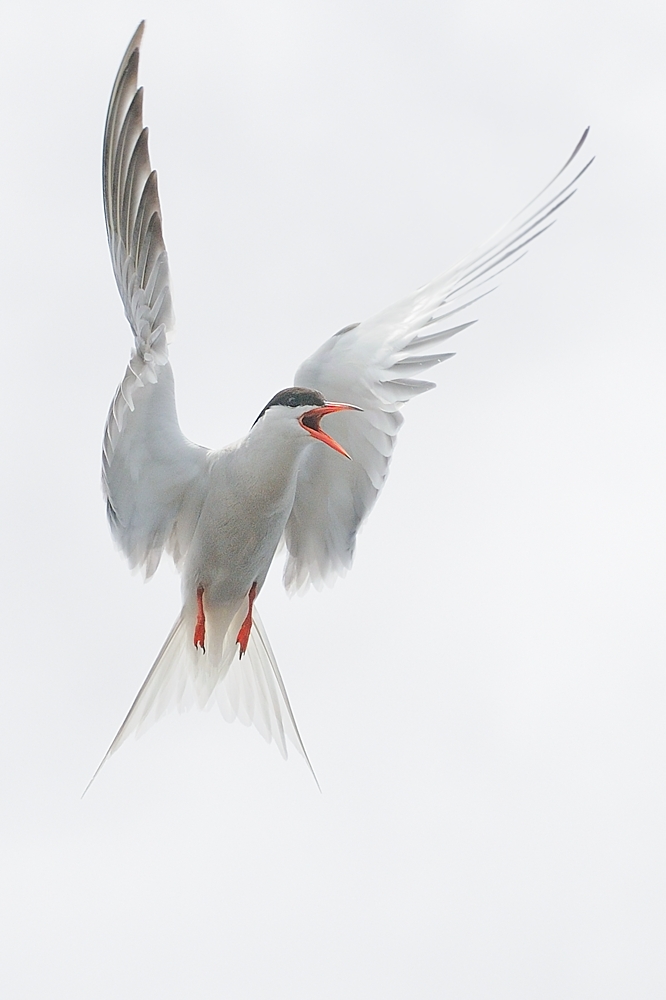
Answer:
[[184, 493, 289, 607]]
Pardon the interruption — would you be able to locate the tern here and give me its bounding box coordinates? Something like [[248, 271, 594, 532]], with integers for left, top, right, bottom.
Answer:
[[89, 23, 592, 787]]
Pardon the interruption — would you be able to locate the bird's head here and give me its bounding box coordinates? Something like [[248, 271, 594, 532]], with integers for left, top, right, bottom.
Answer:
[[252, 387, 361, 459]]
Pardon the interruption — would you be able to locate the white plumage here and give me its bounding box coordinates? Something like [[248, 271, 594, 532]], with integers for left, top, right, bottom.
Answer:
[[90, 22, 592, 787]]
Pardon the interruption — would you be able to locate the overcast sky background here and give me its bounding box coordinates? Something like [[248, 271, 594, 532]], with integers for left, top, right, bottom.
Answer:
[[0, 1, 664, 996]]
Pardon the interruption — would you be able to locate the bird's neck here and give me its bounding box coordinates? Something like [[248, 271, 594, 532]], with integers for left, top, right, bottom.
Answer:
[[233, 417, 310, 503]]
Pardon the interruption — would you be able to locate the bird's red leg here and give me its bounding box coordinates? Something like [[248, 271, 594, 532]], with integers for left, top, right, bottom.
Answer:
[[236, 582, 257, 658], [194, 585, 206, 651]]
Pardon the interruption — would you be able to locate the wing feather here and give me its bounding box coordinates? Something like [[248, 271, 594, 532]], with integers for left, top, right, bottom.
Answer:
[[102, 23, 208, 576], [285, 131, 593, 591]]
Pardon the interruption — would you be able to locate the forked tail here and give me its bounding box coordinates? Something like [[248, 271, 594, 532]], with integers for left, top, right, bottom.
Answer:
[[84, 608, 317, 794]]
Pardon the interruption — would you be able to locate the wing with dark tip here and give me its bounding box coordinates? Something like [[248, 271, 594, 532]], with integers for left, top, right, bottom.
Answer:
[[102, 23, 208, 577], [103, 21, 173, 358], [284, 131, 593, 591]]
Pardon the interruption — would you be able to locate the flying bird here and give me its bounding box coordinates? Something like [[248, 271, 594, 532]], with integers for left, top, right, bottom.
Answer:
[[90, 22, 592, 787]]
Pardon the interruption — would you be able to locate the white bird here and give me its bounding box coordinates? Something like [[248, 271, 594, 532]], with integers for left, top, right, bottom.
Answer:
[[89, 23, 592, 787]]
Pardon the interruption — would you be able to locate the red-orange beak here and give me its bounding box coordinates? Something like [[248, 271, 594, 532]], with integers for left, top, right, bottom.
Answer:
[[298, 402, 361, 459]]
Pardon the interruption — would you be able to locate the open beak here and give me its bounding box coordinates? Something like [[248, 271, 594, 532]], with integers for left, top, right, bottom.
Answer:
[[299, 402, 362, 460]]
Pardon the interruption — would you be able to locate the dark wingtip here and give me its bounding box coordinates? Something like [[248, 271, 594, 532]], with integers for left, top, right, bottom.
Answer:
[[121, 22, 146, 64], [564, 127, 591, 171]]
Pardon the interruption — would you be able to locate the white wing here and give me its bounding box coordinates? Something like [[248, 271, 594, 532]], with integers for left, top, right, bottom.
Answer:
[[102, 22, 208, 577], [285, 131, 593, 591]]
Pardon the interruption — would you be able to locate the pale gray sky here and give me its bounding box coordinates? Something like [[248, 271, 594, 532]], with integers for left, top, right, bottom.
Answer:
[[0, 1, 664, 997]]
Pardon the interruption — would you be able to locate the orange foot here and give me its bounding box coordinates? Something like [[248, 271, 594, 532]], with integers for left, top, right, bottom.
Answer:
[[236, 582, 258, 658], [194, 585, 206, 651]]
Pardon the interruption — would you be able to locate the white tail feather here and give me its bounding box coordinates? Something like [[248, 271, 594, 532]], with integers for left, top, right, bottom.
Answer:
[[84, 607, 317, 794]]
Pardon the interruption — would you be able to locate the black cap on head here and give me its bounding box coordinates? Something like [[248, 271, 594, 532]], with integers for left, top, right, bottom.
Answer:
[[253, 387, 326, 426]]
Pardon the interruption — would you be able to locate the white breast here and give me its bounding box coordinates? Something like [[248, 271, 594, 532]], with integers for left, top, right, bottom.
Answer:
[[183, 412, 312, 607]]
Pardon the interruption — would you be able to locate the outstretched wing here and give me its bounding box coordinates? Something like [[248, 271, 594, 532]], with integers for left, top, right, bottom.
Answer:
[[284, 131, 593, 591], [102, 23, 208, 577]]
